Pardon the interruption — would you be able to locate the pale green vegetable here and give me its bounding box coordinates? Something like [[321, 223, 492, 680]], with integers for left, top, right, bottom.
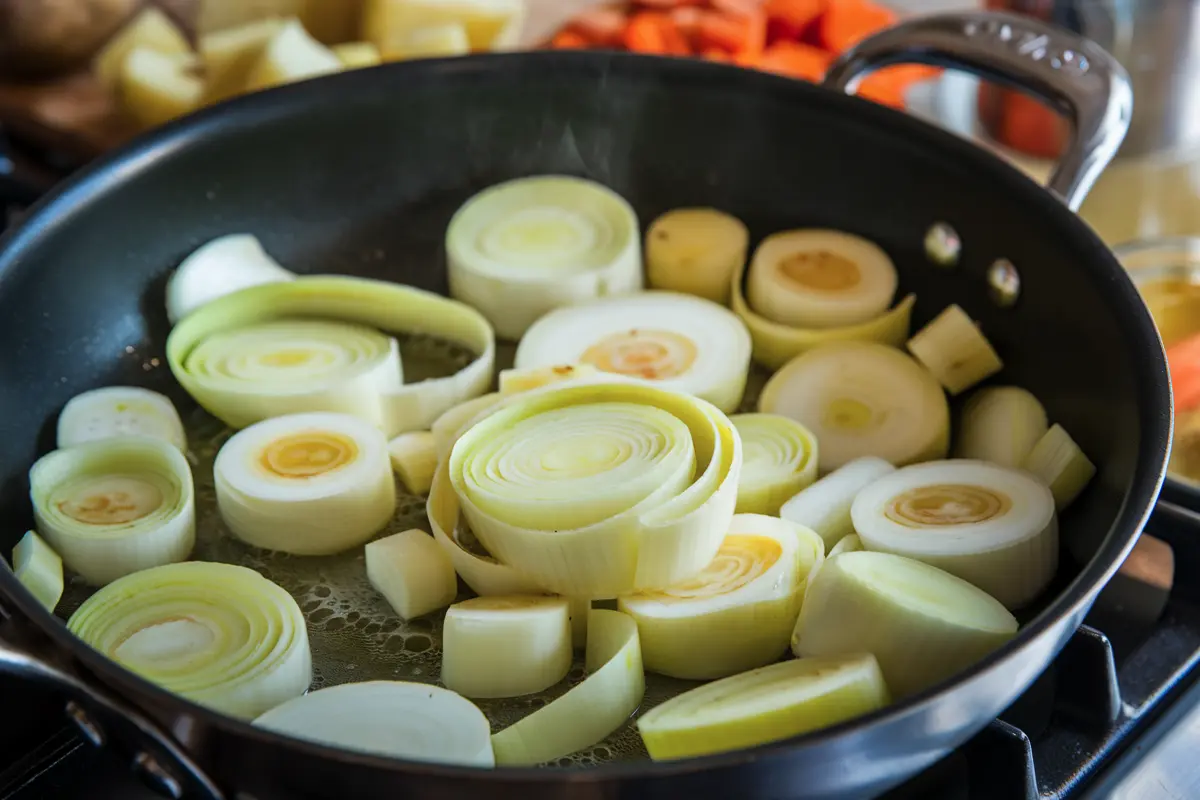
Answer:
[[448, 381, 741, 599], [366, 529, 458, 620], [779, 456, 895, 549], [906, 304, 1003, 396], [490, 609, 644, 765], [828, 533, 863, 558], [387, 431, 438, 495], [618, 514, 823, 680], [636, 653, 889, 760], [165, 233, 295, 324], [498, 364, 600, 396], [254, 681, 494, 767], [446, 176, 643, 340], [30, 437, 195, 586], [57, 386, 186, 452], [731, 413, 819, 515], [166, 275, 495, 437], [1022, 423, 1096, 510], [792, 551, 1018, 697], [430, 392, 503, 463], [956, 386, 1048, 468], [69, 562, 311, 718], [12, 531, 64, 612]]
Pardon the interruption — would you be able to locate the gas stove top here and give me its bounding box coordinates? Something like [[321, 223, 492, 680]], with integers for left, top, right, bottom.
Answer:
[[1, 132, 1198, 800]]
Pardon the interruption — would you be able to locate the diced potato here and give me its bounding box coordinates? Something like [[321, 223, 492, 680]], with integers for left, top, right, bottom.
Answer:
[[362, 0, 526, 54], [332, 41, 382, 69], [196, 0, 303, 34], [384, 23, 470, 61], [300, 0, 364, 44], [243, 19, 343, 93], [200, 17, 287, 103], [120, 47, 203, 129], [94, 6, 190, 88]]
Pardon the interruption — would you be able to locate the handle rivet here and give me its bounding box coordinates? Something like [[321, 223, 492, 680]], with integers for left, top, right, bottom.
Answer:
[[134, 752, 184, 800], [925, 223, 961, 267], [65, 701, 105, 747], [987, 259, 1021, 307]]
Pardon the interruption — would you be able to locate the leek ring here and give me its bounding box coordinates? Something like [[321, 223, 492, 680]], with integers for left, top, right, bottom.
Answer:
[[730, 413, 819, 515]]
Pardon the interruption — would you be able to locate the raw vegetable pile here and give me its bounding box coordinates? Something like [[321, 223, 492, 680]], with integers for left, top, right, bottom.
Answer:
[[8, 174, 1098, 768]]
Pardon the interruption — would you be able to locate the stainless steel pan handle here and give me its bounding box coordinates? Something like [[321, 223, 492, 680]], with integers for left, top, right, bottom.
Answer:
[[823, 11, 1134, 211]]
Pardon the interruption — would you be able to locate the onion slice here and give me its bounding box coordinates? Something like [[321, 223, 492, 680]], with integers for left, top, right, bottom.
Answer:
[[760, 341, 950, 472], [514, 292, 752, 413], [636, 653, 890, 760], [11, 531, 64, 612], [214, 412, 396, 555], [254, 681, 494, 767], [166, 276, 495, 436], [490, 609, 644, 765], [57, 386, 187, 452], [618, 514, 823, 680], [448, 381, 741, 598], [731, 413, 819, 515], [955, 387, 1048, 468], [851, 459, 1057, 609], [68, 562, 311, 718], [779, 456, 895, 549], [165, 233, 295, 324], [1022, 424, 1096, 510], [792, 551, 1018, 697], [446, 175, 642, 340], [30, 437, 195, 585], [366, 530, 458, 620]]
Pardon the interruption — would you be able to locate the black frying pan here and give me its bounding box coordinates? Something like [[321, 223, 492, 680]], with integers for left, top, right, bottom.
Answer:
[[0, 11, 1174, 800]]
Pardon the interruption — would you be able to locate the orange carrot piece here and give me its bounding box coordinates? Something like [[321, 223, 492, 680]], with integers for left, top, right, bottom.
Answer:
[[568, 7, 629, 47], [710, 0, 763, 14], [818, 0, 897, 53], [624, 12, 691, 55], [703, 47, 734, 62], [552, 30, 592, 49], [765, 0, 827, 34], [670, 6, 703, 38], [1167, 332, 1200, 412], [634, 0, 704, 7], [754, 40, 831, 80], [696, 10, 748, 52]]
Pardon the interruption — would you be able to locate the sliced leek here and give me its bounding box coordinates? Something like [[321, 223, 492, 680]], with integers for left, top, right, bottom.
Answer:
[[747, 229, 898, 329], [779, 456, 895, 549], [792, 551, 1018, 697], [448, 381, 741, 598], [431, 391, 503, 463], [30, 437, 195, 586], [441, 596, 572, 698], [167, 275, 495, 436], [12, 531, 64, 612], [636, 653, 890, 760], [850, 459, 1057, 609], [618, 514, 824, 680], [254, 681, 493, 766], [731, 413, 819, 515], [57, 386, 187, 452], [906, 305, 1003, 395], [514, 292, 752, 413], [165, 233, 296, 324], [490, 609, 644, 765], [956, 386, 1048, 468], [68, 562, 311, 719], [568, 596, 591, 649], [645, 208, 749, 305], [214, 412, 396, 555], [387, 431, 438, 495], [760, 341, 950, 473], [366, 529, 458, 620], [1022, 424, 1096, 510], [498, 364, 600, 396], [828, 533, 863, 558], [446, 176, 642, 340]]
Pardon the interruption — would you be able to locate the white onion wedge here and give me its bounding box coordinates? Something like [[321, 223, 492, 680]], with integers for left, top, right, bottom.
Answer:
[[441, 596, 572, 699], [57, 386, 187, 452], [446, 176, 642, 340], [851, 459, 1057, 609], [68, 562, 311, 718], [366, 529, 458, 620], [387, 431, 438, 495], [515, 291, 752, 412], [214, 412, 396, 555], [746, 229, 898, 330], [760, 341, 950, 472], [30, 437, 195, 585], [448, 381, 741, 598], [906, 305, 1003, 395], [731, 413, 819, 515], [165, 234, 295, 324], [779, 456, 895, 549], [12, 531, 63, 612], [618, 514, 823, 680], [490, 609, 644, 765], [956, 387, 1048, 468], [254, 681, 494, 767], [636, 653, 890, 760], [1022, 424, 1096, 510]]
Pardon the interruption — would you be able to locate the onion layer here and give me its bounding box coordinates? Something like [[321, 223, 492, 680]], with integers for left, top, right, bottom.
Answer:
[[618, 514, 824, 680], [780, 456, 896, 549], [828, 533, 864, 558], [851, 459, 1057, 609], [12, 531, 64, 612], [431, 392, 504, 463], [490, 609, 644, 765], [498, 364, 600, 396], [446, 175, 642, 340], [165, 233, 295, 324], [792, 551, 1018, 697], [514, 292, 752, 413], [955, 387, 1048, 468], [636, 653, 890, 760], [448, 381, 741, 599], [760, 341, 950, 472], [214, 412, 396, 555], [254, 681, 494, 767], [166, 276, 495, 436], [68, 562, 312, 718], [730, 413, 819, 515], [57, 386, 187, 452], [1022, 424, 1096, 510], [366, 529, 458, 620], [30, 437, 195, 586]]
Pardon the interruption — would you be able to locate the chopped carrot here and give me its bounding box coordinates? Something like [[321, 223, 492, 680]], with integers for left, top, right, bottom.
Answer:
[[568, 7, 629, 47], [670, 6, 703, 39], [703, 47, 733, 62], [991, 89, 1069, 159], [754, 41, 831, 81], [633, 0, 705, 7], [1168, 331, 1200, 412], [854, 64, 938, 109], [552, 30, 592, 49], [765, 0, 828, 39], [624, 11, 691, 55], [710, 0, 763, 14], [818, 0, 898, 53], [696, 10, 748, 52]]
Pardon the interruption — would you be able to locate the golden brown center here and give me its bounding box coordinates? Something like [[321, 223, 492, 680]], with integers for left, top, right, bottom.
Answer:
[[57, 476, 163, 525], [652, 535, 782, 601], [581, 329, 697, 380], [779, 250, 861, 292], [259, 432, 358, 478], [885, 484, 1011, 528]]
